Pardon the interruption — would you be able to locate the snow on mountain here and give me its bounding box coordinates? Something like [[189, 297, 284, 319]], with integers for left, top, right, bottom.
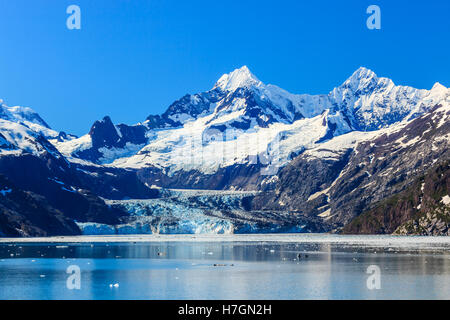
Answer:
[[329, 67, 450, 131], [53, 66, 449, 177], [0, 100, 50, 128], [53, 134, 93, 158], [0, 119, 64, 159], [52, 116, 149, 164], [0, 67, 448, 236], [253, 100, 450, 228], [110, 107, 351, 175], [0, 99, 76, 142], [214, 65, 263, 92]]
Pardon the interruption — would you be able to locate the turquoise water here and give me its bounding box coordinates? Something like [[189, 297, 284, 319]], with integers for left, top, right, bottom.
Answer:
[[0, 239, 449, 300]]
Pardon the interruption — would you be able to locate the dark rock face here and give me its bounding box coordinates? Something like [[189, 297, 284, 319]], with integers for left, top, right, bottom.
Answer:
[[56, 131, 77, 142], [89, 116, 121, 149], [137, 163, 268, 191], [146, 89, 225, 129], [74, 163, 159, 200], [75, 116, 148, 163], [0, 175, 80, 237], [343, 161, 450, 235], [252, 149, 352, 213], [0, 154, 124, 225]]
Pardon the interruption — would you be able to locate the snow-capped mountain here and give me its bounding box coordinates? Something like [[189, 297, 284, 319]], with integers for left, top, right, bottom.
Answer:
[[0, 100, 159, 237], [0, 99, 76, 142], [0, 119, 63, 159], [0, 66, 448, 237], [0, 99, 49, 128], [253, 102, 450, 233], [329, 68, 449, 130], [54, 116, 148, 164], [55, 66, 449, 182]]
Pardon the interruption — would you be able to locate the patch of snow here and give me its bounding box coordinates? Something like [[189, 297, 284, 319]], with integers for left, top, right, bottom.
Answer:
[[54, 134, 93, 157], [441, 195, 450, 206], [98, 143, 146, 164], [318, 209, 331, 218], [0, 119, 55, 157], [308, 187, 331, 202]]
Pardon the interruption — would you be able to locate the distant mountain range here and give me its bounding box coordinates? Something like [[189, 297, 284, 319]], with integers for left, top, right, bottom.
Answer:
[[0, 67, 448, 237]]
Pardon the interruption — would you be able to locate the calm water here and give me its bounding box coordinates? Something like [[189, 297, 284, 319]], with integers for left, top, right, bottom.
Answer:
[[0, 236, 449, 300]]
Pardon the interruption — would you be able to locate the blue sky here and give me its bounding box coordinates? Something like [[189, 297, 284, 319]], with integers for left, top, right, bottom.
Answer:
[[0, 0, 449, 135]]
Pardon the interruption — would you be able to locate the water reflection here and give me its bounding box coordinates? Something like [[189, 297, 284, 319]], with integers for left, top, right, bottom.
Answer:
[[0, 241, 449, 299]]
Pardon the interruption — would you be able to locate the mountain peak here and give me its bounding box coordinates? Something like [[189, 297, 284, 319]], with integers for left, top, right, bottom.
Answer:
[[431, 82, 447, 92], [214, 66, 262, 91], [89, 115, 121, 149], [338, 67, 381, 93], [0, 100, 51, 129], [349, 67, 378, 81]]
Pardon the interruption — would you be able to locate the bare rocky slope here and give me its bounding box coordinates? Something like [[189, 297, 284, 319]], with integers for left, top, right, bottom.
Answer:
[[343, 161, 449, 235], [252, 104, 450, 234]]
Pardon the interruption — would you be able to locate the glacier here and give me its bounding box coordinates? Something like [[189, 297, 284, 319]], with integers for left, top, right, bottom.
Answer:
[[77, 189, 309, 235]]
